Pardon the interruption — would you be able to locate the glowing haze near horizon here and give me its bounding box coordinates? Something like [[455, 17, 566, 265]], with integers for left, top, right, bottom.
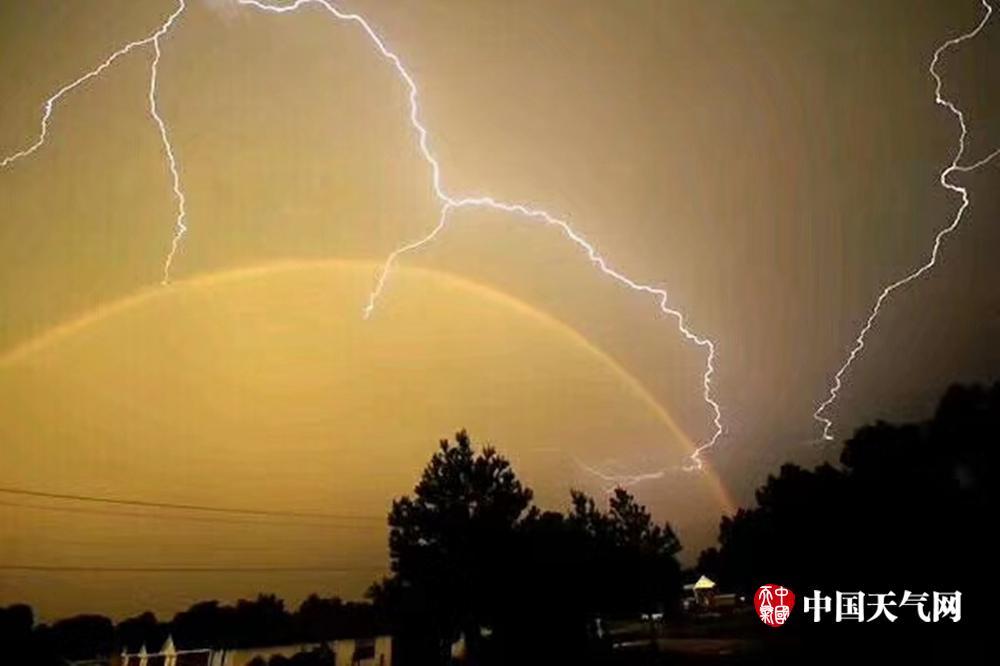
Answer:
[[1, 0, 999, 619]]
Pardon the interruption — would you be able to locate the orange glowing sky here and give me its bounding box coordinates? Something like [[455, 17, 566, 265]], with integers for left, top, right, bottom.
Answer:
[[0, 261, 730, 617], [1, 0, 999, 619]]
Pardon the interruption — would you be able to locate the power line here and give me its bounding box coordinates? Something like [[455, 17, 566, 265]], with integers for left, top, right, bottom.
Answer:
[[0, 486, 384, 522], [0, 500, 386, 530], [0, 564, 386, 573]]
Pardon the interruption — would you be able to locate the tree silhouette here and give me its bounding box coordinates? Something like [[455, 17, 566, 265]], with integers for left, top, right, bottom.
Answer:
[[376, 429, 685, 665], [0, 604, 35, 664], [170, 600, 237, 649], [697, 381, 998, 658], [5, 382, 994, 664], [43, 614, 115, 662], [247, 643, 335, 666], [234, 594, 293, 647], [384, 430, 533, 662], [574, 487, 682, 615], [495, 488, 683, 662], [115, 611, 166, 654]]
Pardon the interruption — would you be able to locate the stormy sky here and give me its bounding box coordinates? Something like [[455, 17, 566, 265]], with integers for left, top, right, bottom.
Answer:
[[1, 0, 998, 619]]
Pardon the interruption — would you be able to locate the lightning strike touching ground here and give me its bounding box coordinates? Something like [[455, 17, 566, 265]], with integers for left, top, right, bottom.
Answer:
[[0, 0, 188, 281], [813, 0, 1000, 442], [238, 0, 723, 472]]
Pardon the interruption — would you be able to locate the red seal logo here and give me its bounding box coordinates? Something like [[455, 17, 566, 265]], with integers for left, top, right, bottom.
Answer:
[[755, 584, 795, 627]]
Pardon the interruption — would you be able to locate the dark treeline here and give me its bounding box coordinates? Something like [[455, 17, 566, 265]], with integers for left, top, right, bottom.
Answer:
[[247, 643, 336, 666], [0, 435, 683, 666], [2, 381, 997, 665], [698, 381, 997, 661], [699, 383, 995, 602], [0, 594, 384, 665], [316, 382, 999, 664], [370, 432, 683, 665]]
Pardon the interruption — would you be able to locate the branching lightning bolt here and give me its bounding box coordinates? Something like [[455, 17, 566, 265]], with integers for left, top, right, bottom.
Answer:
[[7, 0, 997, 482], [0, 0, 188, 282], [574, 458, 679, 492], [237, 0, 722, 473], [149, 7, 190, 284], [813, 0, 1000, 442]]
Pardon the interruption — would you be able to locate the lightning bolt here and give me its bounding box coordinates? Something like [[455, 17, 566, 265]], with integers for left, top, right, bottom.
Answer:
[[7, 0, 995, 481], [237, 0, 723, 472], [0, 0, 188, 282], [149, 6, 190, 285], [574, 458, 679, 492], [813, 0, 1000, 442]]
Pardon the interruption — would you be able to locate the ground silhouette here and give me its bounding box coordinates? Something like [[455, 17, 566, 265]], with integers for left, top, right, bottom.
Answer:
[[370, 430, 683, 665], [2, 381, 995, 664]]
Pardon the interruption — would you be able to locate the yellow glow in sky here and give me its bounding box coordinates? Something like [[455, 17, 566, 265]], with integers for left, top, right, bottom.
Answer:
[[0, 261, 727, 619]]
